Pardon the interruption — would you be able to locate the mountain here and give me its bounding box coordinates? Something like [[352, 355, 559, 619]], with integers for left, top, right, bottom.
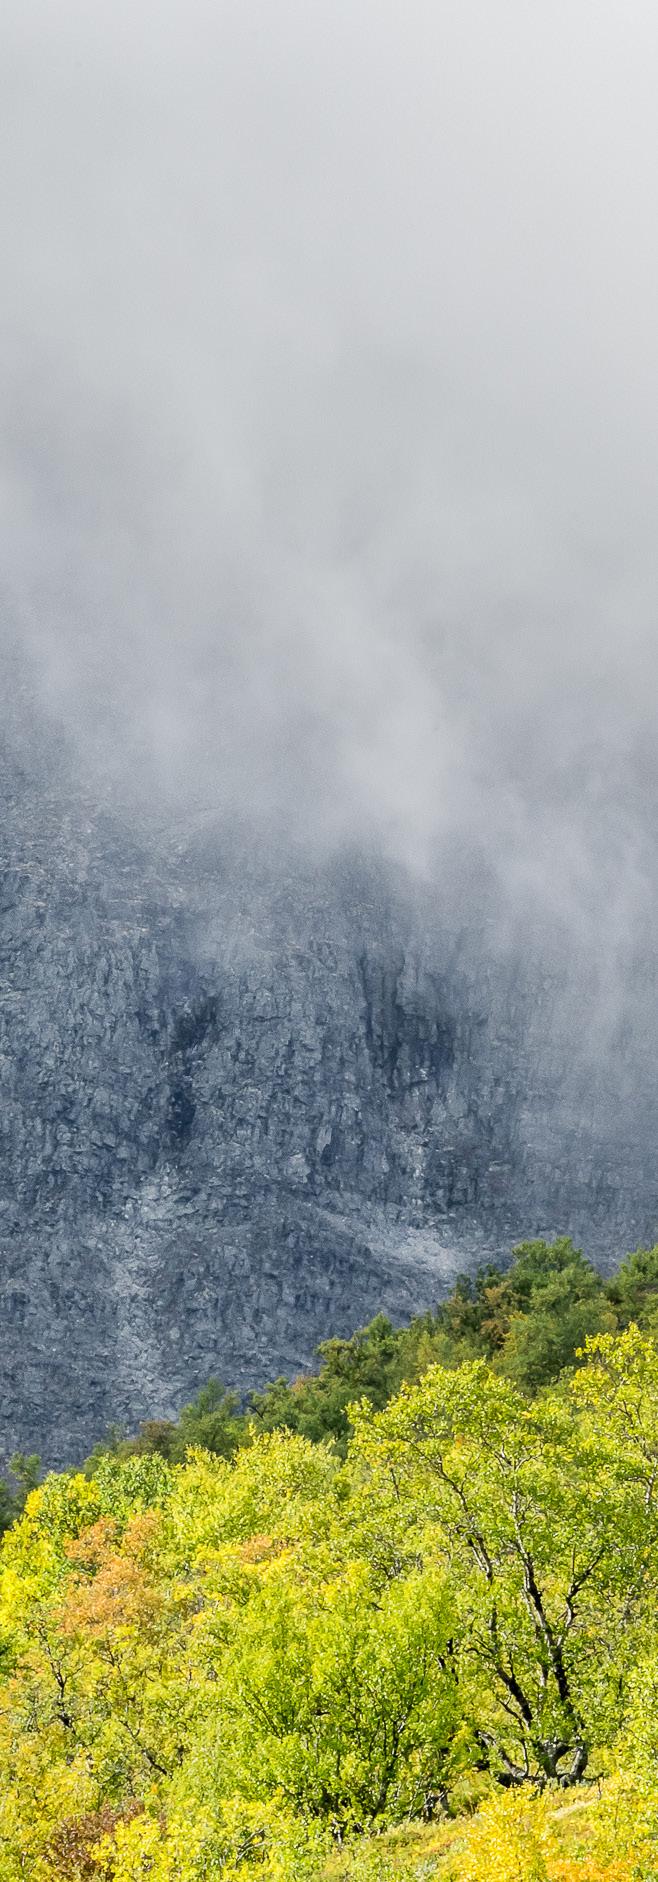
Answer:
[[1, 722, 658, 1465]]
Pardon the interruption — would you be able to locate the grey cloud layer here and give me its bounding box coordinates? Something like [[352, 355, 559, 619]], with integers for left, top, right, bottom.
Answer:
[[2, 0, 658, 930]]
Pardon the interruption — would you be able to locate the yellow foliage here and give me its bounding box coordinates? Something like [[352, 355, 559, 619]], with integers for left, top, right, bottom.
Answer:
[[94, 1812, 167, 1880], [446, 1782, 657, 1882], [91, 1797, 329, 1881], [447, 1789, 553, 1882], [6, 1346, 658, 1881], [0, 1724, 96, 1880], [45, 1800, 145, 1881]]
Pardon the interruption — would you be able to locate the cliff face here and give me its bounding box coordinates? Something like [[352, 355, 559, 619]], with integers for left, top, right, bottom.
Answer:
[[2, 741, 658, 1465]]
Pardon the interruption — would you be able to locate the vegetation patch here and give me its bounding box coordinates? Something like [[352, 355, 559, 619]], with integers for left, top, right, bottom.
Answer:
[[3, 1240, 658, 1875]]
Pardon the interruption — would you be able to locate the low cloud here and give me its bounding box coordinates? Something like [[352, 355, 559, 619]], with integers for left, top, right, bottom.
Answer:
[[1, 0, 658, 972]]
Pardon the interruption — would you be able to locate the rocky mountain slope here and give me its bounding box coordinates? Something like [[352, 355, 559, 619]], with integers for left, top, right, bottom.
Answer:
[[2, 728, 658, 1465]]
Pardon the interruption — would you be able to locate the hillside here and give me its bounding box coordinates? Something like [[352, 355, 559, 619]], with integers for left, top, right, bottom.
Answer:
[[3, 719, 658, 1466], [4, 1242, 658, 1879]]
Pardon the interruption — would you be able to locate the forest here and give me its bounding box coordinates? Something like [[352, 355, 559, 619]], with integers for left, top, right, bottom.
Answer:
[[4, 1239, 658, 1878]]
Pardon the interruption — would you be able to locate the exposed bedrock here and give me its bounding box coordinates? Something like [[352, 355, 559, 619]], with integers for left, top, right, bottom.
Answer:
[[1, 743, 658, 1464]]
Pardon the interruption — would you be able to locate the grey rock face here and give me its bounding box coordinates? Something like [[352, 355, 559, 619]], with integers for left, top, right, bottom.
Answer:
[[1, 739, 658, 1466]]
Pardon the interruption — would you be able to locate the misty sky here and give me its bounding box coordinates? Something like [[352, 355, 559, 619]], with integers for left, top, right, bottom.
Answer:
[[2, 0, 658, 935]]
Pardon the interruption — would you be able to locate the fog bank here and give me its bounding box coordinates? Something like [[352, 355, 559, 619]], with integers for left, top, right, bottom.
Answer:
[[2, 0, 658, 948]]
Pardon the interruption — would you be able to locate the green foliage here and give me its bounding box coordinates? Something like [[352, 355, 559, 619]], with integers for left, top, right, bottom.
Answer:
[[606, 1241, 658, 1331], [87, 1239, 650, 1479], [9, 1237, 658, 1545], [427, 1237, 616, 1391], [249, 1314, 411, 1454], [352, 1349, 656, 1789], [493, 1239, 617, 1391], [84, 1382, 245, 1474], [0, 1451, 41, 1535], [0, 1480, 19, 1537], [7, 1239, 658, 1874]]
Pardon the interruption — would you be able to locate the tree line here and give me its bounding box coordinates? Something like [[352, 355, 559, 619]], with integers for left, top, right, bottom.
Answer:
[[81, 1232, 658, 1464]]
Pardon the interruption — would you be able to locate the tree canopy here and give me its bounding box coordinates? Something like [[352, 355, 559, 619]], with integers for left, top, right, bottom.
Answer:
[[4, 1241, 658, 1876]]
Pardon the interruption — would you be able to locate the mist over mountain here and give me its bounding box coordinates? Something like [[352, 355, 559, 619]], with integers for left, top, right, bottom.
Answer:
[[2, 690, 658, 1467], [2, 1, 658, 1460]]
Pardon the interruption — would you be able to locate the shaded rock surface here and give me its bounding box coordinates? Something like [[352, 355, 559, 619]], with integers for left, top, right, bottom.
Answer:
[[1, 731, 658, 1465]]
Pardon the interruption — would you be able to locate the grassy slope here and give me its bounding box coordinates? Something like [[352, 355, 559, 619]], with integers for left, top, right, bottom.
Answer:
[[324, 1795, 603, 1879]]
